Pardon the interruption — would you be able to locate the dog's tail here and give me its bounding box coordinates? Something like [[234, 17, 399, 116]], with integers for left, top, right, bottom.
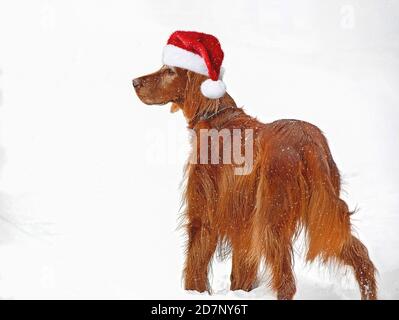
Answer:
[[299, 125, 377, 299]]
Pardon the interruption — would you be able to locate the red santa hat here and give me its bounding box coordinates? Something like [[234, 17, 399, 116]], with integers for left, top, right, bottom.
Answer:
[[162, 31, 226, 99]]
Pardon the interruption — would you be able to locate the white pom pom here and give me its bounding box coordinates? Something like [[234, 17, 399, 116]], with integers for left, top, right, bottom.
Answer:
[[200, 79, 226, 99]]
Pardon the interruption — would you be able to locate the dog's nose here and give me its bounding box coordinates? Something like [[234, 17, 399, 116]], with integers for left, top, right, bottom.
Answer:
[[132, 78, 142, 89]]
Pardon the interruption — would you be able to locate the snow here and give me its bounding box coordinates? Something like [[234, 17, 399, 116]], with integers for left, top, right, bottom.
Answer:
[[0, 0, 398, 299]]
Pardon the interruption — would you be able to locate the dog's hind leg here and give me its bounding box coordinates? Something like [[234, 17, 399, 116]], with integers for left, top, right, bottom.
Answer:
[[264, 228, 297, 300], [230, 228, 260, 292], [253, 156, 305, 300]]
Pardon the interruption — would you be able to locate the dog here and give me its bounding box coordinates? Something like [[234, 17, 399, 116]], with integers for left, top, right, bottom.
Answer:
[[132, 33, 377, 300]]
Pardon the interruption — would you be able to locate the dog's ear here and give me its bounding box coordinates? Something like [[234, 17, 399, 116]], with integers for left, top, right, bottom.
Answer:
[[170, 103, 180, 113]]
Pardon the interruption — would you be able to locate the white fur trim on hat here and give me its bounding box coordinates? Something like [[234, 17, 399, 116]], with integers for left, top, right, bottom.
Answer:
[[162, 44, 209, 77], [200, 79, 226, 99]]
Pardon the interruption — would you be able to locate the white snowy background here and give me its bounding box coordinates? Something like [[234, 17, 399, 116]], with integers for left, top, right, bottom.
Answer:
[[0, 0, 398, 299]]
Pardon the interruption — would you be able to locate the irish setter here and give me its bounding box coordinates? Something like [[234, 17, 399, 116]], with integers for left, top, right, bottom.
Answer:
[[132, 65, 377, 299]]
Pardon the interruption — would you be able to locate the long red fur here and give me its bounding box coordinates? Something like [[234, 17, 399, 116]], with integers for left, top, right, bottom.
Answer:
[[134, 68, 377, 300]]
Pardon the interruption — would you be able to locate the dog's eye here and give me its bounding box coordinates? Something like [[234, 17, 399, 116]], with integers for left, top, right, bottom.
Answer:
[[167, 68, 176, 75]]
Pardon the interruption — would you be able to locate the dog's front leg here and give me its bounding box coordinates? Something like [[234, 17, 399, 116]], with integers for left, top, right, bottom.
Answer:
[[184, 217, 217, 293]]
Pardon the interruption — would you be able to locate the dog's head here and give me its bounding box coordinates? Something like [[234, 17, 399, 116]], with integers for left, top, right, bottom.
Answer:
[[133, 65, 234, 122], [134, 65, 223, 115], [132, 66, 191, 111]]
